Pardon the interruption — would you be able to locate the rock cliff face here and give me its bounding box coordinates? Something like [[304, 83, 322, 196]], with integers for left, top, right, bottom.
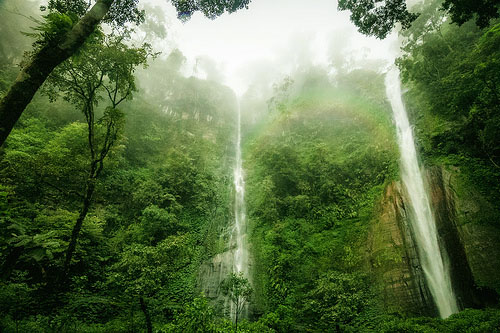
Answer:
[[198, 244, 255, 320], [368, 181, 436, 316], [198, 251, 233, 315], [428, 166, 499, 306], [370, 165, 499, 315]]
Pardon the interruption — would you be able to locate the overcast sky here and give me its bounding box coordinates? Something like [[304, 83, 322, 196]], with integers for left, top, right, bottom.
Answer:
[[140, 0, 400, 95]]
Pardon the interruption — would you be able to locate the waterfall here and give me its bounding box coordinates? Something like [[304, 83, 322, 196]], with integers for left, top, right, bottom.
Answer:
[[197, 99, 251, 321], [385, 68, 458, 318], [232, 99, 248, 276], [229, 98, 250, 319]]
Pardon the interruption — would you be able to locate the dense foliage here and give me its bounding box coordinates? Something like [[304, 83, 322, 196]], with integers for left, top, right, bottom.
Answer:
[[242, 69, 399, 331], [0, 17, 239, 328], [1, 0, 500, 331]]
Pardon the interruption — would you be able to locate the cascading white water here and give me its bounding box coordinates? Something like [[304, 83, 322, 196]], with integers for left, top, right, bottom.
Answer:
[[233, 99, 249, 276], [229, 99, 250, 319], [197, 100, 251, 321], [385, 68, 458, 318]]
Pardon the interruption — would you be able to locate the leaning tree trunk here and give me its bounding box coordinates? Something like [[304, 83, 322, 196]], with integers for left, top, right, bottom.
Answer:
[[0, 0, 114, 147], [63, 178, 96, 274]]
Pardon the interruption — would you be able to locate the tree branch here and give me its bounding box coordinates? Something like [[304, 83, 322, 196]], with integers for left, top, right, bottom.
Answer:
[[0, 0, 115, 147]]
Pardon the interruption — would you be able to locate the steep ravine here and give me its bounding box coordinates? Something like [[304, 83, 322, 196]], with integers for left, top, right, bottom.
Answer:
[[370, 166, 499, 315]]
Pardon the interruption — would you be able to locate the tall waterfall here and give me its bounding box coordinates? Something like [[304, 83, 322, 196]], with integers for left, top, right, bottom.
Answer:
[[197, 100, 251, 320], [229, 99, 250, 318], [232, 100, 249, 276], [385, 68, 458, 318]]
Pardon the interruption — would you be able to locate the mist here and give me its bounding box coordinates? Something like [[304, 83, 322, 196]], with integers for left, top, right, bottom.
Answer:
[[137, 0, 398, 96]]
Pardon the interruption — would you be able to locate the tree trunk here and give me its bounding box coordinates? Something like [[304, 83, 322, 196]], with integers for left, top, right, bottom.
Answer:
[[235, 299, 239, 332], [139, 296, 153, 333], [63, 179, 95, 274], [0, 0, 114, 147]]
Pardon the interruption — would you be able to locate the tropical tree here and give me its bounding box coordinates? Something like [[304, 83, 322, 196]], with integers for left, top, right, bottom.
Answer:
[[338, 0, 500, 38], [442, 0, 500, 27], [0, 0, 251, 146], [337, 0, 418, 39], [109, 235, 193, 333], [41, 30, 151, 275], [220, 272, 253, 331]]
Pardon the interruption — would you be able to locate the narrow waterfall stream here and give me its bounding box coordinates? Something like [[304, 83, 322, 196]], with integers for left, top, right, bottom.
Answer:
[[385, 68, 458, 318], [229, 99, 250, 319], [232, 100, 248, 276]]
